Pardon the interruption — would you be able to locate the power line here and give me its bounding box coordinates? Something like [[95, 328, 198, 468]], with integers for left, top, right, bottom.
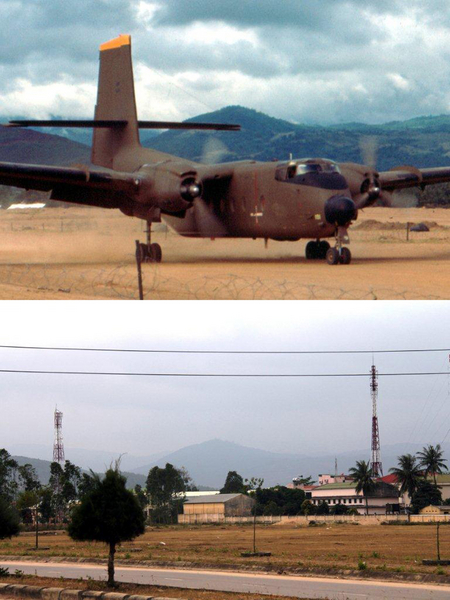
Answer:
[[0, 345, 449, 355], [0, 369, 449, 378]]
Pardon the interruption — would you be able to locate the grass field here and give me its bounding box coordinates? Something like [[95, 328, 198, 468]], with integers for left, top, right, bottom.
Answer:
[[1, 523, 450, 577]]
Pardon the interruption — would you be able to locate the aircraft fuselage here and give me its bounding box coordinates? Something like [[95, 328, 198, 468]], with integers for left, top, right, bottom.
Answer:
[[163, 158, 351, 241]]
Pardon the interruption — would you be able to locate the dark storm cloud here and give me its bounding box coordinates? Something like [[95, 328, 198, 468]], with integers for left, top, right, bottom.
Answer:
[[154, 0, 405, 29], [0, 0, 449, 124], [0, 0, 137, 66]]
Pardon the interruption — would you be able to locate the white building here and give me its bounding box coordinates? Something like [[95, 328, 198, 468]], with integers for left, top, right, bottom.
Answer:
[[311, 481, 400, 515]]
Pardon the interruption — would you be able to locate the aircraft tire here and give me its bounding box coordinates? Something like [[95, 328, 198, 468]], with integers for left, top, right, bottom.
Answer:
[[305, 241, 318, 259], [136, 243, 148, 263], [318, 241, 330, 259], [340, 247, 351, 265], [326, 247, 340, 265], [150, 243, 162, 263]]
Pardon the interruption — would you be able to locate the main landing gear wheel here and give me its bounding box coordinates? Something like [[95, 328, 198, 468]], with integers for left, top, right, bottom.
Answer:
[[305, 240, 330, 260], [136, 242, 163, 263], [150, 243, 162, 263]]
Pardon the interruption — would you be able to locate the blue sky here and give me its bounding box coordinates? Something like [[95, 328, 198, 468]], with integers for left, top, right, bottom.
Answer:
[[1, 1, 450, 124]]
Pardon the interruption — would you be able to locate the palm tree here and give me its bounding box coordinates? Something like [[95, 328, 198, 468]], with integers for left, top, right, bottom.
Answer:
[[417, 444, 447, 486], [349, 460, 376, 515], [389, 454, 422, 499]]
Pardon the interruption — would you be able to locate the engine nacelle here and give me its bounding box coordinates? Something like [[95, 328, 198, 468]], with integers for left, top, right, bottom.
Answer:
[[134, 163, 202, 214]]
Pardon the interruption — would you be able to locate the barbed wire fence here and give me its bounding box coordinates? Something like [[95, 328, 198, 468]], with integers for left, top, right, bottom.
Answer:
[[0, 211, 448, 299], [0, 260, 444, 300]]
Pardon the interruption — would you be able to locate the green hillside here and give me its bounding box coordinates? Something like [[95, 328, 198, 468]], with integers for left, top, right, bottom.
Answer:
[[12, 455, 146, 489], [147, 106, 450, 171], [0, 126, 89, 165]]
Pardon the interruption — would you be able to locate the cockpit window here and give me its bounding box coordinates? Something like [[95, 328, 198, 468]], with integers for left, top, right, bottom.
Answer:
[[275, 160, 346, 189], [276, 161, 341, 181]]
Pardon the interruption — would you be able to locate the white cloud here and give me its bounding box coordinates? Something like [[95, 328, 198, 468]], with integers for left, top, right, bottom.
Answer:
[[387, 73, 411, 91], [0, 79, 96, 118]]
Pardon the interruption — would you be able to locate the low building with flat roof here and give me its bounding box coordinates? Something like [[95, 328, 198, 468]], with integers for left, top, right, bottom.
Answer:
[[420, 504, 450, 515], [311, 481, 400, 515], [182, 493, 254, 517]]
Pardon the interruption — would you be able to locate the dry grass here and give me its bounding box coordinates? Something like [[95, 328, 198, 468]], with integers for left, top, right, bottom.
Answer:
[[0, 206, 450, 298], [1, 523, 450, 576]]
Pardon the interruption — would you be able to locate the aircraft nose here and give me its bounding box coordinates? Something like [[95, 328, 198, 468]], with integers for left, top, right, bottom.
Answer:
[[324, 195, 357, 226]]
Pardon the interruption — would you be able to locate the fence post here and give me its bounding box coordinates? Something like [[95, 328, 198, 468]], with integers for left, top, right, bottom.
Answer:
[[406, 222, 410, 241], [135, 240, 144, 300]]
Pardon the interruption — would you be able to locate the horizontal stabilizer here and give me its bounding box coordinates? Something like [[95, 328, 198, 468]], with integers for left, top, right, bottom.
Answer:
[[6, 120, 127, 128], [6, 120, 241, 131]]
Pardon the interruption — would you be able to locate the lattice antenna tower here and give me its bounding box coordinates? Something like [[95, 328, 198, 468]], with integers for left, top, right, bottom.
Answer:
[[370, 364, 383, 478], [53, 407, 65, 464]]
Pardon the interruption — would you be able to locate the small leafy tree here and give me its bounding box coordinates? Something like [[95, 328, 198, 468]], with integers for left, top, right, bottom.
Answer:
[[220, 471, 246, 494], [18, 464, 40, 492], [0, 496, 20, 538], [134, 484, 147, 510], [246, 477, 263, 554], [331, 502, 348, 515], [146, 463, 188, 523], [255, 486, 305, 516], [78, 472, 97, 498], [39, 488, 55, 524], [410, 480, 442, 514], [316, 501, 330, 515], [0, 449, 18, 501], [68, 467, 145, 586], [301, 499, 316, 516]]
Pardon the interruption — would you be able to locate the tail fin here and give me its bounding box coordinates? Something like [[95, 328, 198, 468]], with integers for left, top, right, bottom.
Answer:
[[91, 35, 140, 168]]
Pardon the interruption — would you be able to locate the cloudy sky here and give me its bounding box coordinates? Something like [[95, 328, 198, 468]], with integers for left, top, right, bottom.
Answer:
[[1, 0, 450, 124], [2, 301, 450, 462]]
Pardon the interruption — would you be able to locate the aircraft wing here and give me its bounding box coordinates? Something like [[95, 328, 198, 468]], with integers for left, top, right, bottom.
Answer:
[[379, 166, 450, 191], [0, 161, 138, 208]]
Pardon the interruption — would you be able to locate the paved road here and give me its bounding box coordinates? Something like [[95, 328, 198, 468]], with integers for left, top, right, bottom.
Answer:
[[2, 560, 450, 600]]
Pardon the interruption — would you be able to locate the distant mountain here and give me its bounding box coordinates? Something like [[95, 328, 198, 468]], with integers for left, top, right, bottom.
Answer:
[[11, 454, 146, 489], [0, 126, 89, 166], [8, 443, 165, 473], [3, 107, 450, 173], [145, 106, 450, 170], [9, 438, 450, 489], [129, 438, 450, 488]]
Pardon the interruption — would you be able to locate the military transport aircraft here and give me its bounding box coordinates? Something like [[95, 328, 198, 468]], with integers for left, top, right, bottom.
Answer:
[[3, 34, 450, 265]]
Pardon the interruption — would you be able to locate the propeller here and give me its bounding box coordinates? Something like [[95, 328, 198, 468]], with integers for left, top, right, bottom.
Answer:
[[190, 135, 230, 237], [200, 136, 230, 165], [353, 136, 392, 209]]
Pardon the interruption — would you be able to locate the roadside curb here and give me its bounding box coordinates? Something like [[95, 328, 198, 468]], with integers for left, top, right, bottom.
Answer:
[[0, 584, 179, 600]]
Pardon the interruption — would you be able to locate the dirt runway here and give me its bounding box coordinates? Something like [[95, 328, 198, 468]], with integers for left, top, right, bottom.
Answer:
[[0, 205, 449, 299]]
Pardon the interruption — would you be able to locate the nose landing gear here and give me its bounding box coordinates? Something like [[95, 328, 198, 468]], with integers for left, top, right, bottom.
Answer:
[[325, 226, 351, 265]]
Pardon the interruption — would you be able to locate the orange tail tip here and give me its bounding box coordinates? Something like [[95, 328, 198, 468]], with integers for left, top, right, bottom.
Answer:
[[100, 34, 131, 52]]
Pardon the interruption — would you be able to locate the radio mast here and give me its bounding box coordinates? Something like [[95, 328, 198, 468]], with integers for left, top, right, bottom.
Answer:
[[53, 407, 65, 464], [370, 364, 382, 478]]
